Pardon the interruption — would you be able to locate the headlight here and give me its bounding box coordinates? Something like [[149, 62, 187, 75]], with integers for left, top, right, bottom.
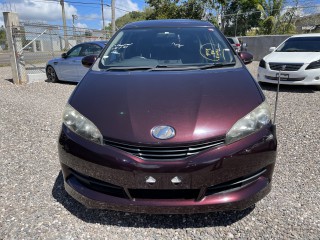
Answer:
[[225, 101, 271, 144], [63, 104, 103, 144], [306, 59, 320, 70], [259, 59, 266, 68]]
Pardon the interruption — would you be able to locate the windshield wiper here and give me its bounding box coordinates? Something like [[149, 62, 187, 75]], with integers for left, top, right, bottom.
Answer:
[[104, 63, 236, 72], [105, 66, 155, 71], [197, 62, 236, 70]]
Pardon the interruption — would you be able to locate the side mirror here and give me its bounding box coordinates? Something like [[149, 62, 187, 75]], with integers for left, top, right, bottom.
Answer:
[[238, 51, 253, 65], [82, 55, 97, 68], [269, 47, 276, 52], [61, 53, 68, 58]]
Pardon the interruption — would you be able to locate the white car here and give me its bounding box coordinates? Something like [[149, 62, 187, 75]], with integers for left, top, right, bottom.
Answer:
[[257, 34, 320, 89]]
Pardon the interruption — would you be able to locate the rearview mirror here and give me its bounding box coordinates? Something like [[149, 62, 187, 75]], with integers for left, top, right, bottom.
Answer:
[[82, 55, 97, 68], [269, 47, 276, 52], [61, 53, 68, 58]]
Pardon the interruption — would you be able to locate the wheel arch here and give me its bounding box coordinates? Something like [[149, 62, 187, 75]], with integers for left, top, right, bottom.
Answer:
[[46, 64, 61, 80]]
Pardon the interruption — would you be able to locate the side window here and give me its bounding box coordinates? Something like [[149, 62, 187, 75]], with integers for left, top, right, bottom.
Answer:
[[88, 44, 102, 55], [80, 44, 102, 56], [68, 45, 82, 57], [227, 38, 234, 44]]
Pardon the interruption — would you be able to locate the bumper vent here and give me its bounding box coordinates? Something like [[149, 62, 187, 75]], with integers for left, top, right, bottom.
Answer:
[[68, 170, 128, 199], [265, 75, 305, 81], [129, 189, 200, 200], [206, 168, 267, 196], [269, 63, 303, 71], [103, 138, 225, 161]]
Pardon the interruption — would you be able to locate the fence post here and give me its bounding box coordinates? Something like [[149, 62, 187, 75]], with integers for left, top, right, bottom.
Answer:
[[3, 12, 27, 84]]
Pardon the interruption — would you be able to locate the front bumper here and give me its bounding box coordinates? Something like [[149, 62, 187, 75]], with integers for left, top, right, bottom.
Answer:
[[58, 124, 277, 214], [257, 66, 320, 86]]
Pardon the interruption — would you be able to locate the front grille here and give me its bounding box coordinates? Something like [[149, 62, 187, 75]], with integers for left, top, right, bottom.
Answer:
[[68, 169, 128, 199], [206, 168, 267, 196], [103, 138, 225, 161], [129, 189, 200, 200], [269, 62, 303, 71]]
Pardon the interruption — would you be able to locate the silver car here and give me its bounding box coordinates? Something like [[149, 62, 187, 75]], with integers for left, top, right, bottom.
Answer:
[[227, 37, 241, 52], [46, 41, 107, 83]]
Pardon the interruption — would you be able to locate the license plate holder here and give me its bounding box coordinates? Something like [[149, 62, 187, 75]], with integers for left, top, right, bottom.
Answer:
[[134, 173, 191, 189], [276, 73, 289, 81]]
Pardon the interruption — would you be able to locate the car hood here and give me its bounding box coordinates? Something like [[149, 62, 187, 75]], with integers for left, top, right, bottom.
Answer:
[[264, 52, 320, 64], [69, 68, 263, 144]]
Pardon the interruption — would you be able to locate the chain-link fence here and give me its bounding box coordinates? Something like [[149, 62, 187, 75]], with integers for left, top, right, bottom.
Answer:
[[0, 38, 7, 50], [11, 21, 110, 75]]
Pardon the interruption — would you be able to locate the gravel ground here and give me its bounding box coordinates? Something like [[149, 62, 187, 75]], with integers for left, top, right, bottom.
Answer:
[[0, 63, 319, 239]]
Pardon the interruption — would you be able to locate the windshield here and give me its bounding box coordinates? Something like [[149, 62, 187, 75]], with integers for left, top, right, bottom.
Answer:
[[99, 27, 235, 70], [276, 37, 320, 52]]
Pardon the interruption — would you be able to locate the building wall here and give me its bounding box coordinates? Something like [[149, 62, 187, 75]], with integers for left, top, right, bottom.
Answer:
[[240, 35, 292, 60]]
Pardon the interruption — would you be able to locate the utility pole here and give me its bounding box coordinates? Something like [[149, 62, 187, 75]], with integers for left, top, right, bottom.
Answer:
[[101, 0, 105, 30], [72, 14, 77, 38], [234, 12, 238, 37], [111, 0, 116, 35], [3, 12, 27, 84], [60, 0, 69, 49]]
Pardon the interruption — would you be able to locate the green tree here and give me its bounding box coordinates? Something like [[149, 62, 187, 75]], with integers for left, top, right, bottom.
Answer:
[[0, 26, 7, 50], [146, 0, 210, 19], [115, 10, 149, 28], [257, 0, 298, 34], [0, 26, 6, 39], [145, 0, 222, 25], [145, 0, 182, 19], [222, 0, 261, 36], [105, 8, 153, 32]]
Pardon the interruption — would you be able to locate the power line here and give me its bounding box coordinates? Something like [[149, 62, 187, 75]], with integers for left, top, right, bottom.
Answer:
[[38, 0, 131, 12]]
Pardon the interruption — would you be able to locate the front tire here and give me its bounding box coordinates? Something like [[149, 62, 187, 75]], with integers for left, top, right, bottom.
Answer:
[[46, 66, 59, 83]]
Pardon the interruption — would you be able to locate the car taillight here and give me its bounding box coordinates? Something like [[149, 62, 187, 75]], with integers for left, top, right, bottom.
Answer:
[[236, 44, 241, 47], [306, 60, 320, 70]]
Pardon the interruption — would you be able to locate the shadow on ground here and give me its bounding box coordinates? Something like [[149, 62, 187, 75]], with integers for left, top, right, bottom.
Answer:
[[45, 79, 78, 85], [259, 82, 319, 93], [4, 78, 14, 83], [52, 171, 254, 228]]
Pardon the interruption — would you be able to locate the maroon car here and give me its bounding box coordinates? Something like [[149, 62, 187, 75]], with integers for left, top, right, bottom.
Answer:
[[58, 19, 277, 214]]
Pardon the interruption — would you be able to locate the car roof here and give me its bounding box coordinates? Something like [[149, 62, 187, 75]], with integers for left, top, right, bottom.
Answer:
[[85, 41, 108, 46], [122, 19, 215, 29]]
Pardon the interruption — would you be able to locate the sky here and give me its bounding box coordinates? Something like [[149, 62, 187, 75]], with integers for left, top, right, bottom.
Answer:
[[0, 0, 320, 30], [0, 0, 147, 30]]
